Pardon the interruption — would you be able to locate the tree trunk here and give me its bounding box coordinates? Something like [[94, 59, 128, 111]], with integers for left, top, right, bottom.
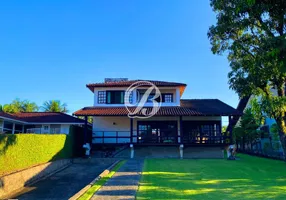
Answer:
[[275, 86, 286, 158]]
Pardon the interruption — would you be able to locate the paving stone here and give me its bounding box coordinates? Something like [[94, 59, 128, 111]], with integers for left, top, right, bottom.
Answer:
[[91, 159, 144, 200]]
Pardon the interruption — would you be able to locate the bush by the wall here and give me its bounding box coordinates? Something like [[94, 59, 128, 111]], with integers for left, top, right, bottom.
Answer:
[[0, 134, 73, 176]]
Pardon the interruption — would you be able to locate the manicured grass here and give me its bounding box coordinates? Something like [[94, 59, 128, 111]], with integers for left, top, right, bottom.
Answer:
[[137, 155, 286, 199], [78, 160, 126, 200]]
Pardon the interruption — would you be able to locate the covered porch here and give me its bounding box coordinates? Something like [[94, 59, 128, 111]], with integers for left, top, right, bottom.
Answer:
[[74, 99, 241, 146], [90, 116, 231, 146]]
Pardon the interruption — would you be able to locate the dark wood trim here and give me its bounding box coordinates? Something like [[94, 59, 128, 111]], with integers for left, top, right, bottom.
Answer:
[[229, 116, 233, 144], [84, 116, 88, 143], [130, 118, 133, 143], [179, 116, 183, 143]]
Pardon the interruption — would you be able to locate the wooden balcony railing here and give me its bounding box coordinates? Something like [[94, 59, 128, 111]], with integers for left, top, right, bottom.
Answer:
[[92, 131, 230, 145]]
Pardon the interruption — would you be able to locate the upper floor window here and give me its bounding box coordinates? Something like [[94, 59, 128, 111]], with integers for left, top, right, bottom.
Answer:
[[138, 93, 173, 103], [98, 91, 133, 104], [98, 91, 106, 104], [163, 94, 173, 103], [106, 91, 125, 104]]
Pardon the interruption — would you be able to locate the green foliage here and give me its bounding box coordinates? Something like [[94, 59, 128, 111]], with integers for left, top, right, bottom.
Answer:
[[270, 123, 282, 151], [233, 108, 261, 143], [257, 95, 286, 120], [208, 0, 286, 151], [222, 126, 227, 133], [0, 134, 74, 175], [2, 98, 39, 113], [208, 1, 286, 94], [250, 98, 265, 125], [41, 100, 69, 113], [263, 142, 271, 152]]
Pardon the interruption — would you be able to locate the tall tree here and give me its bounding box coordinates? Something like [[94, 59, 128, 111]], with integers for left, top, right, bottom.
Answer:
[[2, 99, 38, 113], [41, 100, 68, 113], [208, 0, 286, 150]]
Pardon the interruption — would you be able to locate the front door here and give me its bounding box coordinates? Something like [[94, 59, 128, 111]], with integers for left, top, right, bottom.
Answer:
[[137, 121, 178, 144]]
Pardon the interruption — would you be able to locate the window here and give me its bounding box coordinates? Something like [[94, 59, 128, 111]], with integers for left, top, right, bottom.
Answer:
[[106, 91, 125, 104], [138, 93, 173, 103], [98, 91, 106, 104], [163, 94, 173, 103], [128, 91, 133, 104]]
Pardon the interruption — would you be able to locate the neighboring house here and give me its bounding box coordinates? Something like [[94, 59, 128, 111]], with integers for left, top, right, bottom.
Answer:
[[74, 79, 240, 146], [0, 112, 86, 134]]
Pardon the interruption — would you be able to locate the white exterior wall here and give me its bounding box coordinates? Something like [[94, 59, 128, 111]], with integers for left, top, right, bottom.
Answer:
[[93, 87, 181, 107], [92, 116, 222, 144]]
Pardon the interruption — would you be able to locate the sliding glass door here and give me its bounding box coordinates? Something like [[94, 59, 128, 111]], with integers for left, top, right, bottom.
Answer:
[[137, 121, 178, 144]]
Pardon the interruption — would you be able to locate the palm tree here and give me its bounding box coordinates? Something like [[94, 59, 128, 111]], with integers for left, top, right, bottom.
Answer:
[[41, 100, 69, 113], [22, 100, 39, 112], [2, 99, 39, 113]]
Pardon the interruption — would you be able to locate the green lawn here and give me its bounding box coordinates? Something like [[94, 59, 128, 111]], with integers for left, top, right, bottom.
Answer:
[[137, 154, 286, 199]]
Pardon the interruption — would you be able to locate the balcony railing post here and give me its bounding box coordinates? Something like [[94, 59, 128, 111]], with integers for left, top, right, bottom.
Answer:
[[130, 118, 133, 143], [103, 131, 104, 144], [116, 131, 118, 144]]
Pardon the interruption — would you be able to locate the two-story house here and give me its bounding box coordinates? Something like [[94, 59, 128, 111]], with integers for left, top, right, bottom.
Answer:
[[74, 79, 240, 148]]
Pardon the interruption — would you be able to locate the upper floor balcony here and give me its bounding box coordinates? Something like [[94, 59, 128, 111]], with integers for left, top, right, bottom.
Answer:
[[93, 87, 181, 107]]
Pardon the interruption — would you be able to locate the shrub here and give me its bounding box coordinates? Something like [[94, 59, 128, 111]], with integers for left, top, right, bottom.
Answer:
[[0, 134, 73, 176]]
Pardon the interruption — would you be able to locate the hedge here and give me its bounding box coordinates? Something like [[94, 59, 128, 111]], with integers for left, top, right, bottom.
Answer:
[[0, 133, 74, 176]]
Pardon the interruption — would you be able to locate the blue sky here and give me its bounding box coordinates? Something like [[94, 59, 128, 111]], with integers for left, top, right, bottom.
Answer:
[[0, 0, 239, 116]]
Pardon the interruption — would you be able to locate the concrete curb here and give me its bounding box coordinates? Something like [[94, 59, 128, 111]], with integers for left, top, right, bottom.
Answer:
[[69, 160, 121, 200]]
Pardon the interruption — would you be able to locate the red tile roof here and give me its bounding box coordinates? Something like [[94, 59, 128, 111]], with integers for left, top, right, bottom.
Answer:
[[86, 80, 187, 92], [0, 112, 24, 122], [74, 107, 202, 116], [0, 112, 85, 124], [74, 99, 241, 116]]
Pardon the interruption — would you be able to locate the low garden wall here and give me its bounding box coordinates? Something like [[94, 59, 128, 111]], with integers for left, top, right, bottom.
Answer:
[[0, 159, 72, 199]]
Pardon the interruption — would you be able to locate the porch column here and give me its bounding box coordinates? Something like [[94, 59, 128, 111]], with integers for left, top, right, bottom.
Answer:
[[22, 125, 25, 133], [84, 116, 88, 144], [12, 123, 15, 134], [179, 116, 183, 143], [130, 118, 133, 143], [228, 116, 233, 144]]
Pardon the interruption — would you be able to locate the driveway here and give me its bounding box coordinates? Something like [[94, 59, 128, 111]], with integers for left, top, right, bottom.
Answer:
[[13, 161, 113, 200]]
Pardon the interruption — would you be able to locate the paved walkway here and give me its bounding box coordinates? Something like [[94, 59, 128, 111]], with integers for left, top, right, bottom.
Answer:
[[14, 162, 112, 200], [91, 159, 144, 200]]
